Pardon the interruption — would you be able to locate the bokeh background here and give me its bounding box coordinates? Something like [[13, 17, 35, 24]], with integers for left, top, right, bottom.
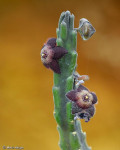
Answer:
[[0, 0, 120, 150]]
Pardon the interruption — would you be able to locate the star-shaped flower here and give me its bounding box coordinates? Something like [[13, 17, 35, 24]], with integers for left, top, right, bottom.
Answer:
[[41, 38, 68, 74], [66, 84, 97, 122], [66, 84, 97, 109]]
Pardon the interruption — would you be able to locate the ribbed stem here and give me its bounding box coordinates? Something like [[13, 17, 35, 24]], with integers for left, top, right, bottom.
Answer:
[[53, 11, 91, 150]]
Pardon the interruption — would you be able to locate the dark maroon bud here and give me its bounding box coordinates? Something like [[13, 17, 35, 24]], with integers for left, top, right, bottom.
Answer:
[[41, 38, 68, 74]]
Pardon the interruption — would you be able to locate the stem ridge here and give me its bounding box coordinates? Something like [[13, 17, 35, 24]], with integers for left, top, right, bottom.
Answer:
[[53, 11, 91, 150]]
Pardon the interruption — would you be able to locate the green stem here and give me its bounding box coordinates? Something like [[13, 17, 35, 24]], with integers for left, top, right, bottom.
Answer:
[[53, 11, 91, 150]]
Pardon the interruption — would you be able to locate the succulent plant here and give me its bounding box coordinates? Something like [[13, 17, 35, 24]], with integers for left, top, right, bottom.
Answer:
[[40, 11, 97, 150]]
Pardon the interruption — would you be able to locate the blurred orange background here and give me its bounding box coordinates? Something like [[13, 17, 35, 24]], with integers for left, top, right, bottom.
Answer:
[[0, 0, 120, 150]]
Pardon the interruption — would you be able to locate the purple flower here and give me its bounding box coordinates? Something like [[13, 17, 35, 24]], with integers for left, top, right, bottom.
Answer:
[[66, 84, 97, 109], [66, 84, 97, 122], [41, 38, 68, 74]]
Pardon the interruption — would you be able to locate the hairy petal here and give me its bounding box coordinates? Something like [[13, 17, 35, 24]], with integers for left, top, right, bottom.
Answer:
[[53, 46, 68, 59], [66, 90, 77, 101], [91, 92, 98, 104], [76, 90, 93, 109], [46, 38, 56, 48], [49, 60, 61, 74]]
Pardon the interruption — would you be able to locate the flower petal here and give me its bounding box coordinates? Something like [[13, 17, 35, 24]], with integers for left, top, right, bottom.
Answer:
[[77, 84, 88, 92], [49, 60, 61, 74], [52, 46, 68, 59], [46, 38, 56, 48], [91, 92, 98, 104], [66, 90, 77, 101]]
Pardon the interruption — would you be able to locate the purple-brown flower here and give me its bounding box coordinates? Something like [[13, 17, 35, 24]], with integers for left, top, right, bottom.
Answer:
[[66, 84, 97, 109], [41, 38, 68, 74], [66, 84, 97, 122]]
